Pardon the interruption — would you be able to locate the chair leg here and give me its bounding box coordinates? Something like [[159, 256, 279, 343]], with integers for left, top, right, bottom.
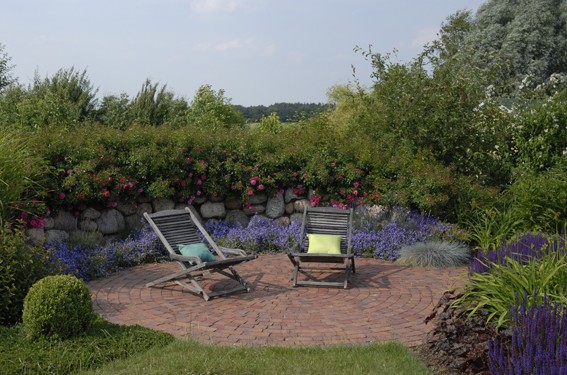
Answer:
[[292, 261, 300, 287], [343, 259, 351, 289], [175, 279, 211, 301], [146, 268, 194, 288], [228, 266, 251, 292]]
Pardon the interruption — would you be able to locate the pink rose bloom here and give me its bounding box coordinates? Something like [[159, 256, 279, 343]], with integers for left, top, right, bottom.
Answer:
[[59, 193, 65, 200], [353, 182, 360, 188], [247, 189, 254, 196], [353, 190, 358, 196], [104, 190, 110, 198], [196, 179, 202, 185], [258, 184, 265, 190]]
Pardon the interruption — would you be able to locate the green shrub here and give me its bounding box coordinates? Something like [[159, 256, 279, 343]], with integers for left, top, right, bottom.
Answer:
[[0, 129, 47, 225], [465, 207, 524, 252], [0, 226, 50, 326], [23, 274, 94, 340], [508, 163, 567, 233], [396, 240, 471, 268], [453, 251, 567, 328]]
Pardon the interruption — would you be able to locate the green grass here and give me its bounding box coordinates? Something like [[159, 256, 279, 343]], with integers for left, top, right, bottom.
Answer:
[[0, 315, 174, 374], [1, 314, 432, 375], [79, 339, 432, 375]]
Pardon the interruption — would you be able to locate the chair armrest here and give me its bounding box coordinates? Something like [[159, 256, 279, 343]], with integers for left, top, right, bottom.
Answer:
[[170, 253, 203, 264], [219, 246, 247, 257]]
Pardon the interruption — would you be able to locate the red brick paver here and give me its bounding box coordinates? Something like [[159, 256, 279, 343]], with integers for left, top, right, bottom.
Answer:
[[88, 254, 466, 347]]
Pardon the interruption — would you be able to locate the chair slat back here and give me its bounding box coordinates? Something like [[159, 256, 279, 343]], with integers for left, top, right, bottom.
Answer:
[[304, 207, 353, 254], [144, 210, 201, 256]]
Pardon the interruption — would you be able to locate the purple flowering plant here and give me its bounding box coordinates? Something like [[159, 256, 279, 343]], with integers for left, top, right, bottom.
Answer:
[[469, 232, 567, 274], [489, 295, 567, 375], [203, 207, 467, 259], [44, 225, 165, 281]]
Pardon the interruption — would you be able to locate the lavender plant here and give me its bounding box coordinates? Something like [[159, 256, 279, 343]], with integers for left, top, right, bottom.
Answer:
[[203, 210, 466, 260], [489, 296, 567, 374], [205, 216, 302, 254], [469, 232, 566, 274], [45, 225, 165, 281]]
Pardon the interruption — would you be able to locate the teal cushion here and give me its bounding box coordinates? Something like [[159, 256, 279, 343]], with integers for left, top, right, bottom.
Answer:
[[178, 243, 216, 263], [307, 234, 342, 254]]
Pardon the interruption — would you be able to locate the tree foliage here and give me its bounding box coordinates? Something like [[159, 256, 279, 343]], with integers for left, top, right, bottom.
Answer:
[[187, 84, 244, 129], [129, 79, 188, 127], [459, 0, 567, 95], [0, 67, 98, 129], [0, 43, 15, 93], [234, 102, 328, 123]]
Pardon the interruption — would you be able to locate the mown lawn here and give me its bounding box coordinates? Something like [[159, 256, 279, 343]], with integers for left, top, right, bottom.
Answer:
[[1, 315, 432, 375]]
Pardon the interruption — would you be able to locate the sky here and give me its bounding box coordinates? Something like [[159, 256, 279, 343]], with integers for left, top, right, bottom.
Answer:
[[1, 0, 485, 106]]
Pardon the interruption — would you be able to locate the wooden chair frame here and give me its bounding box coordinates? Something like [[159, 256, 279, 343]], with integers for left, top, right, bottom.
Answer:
[[144, 207, 257, 301], [288, 206, 355, 288]]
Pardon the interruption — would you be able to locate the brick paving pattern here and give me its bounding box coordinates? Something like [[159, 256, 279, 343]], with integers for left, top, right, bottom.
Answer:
[[88, 254, 466, 347]]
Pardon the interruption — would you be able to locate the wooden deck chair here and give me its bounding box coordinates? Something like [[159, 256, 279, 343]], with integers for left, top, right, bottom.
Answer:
[[143, 207, 257, 301], [288, 206, 355, 288]]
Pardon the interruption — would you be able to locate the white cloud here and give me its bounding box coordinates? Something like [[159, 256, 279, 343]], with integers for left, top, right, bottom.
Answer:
[[190, 0, 239, 14]]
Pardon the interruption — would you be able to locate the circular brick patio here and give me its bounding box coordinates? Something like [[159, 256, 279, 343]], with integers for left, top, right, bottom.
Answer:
[[88, 254, 466, 347]]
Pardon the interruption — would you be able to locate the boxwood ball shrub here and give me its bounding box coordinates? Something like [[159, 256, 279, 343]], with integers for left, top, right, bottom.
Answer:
[[23, 275, 94, 340]]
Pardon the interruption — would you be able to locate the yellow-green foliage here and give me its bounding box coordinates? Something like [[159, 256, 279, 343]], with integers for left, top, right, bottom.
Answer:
[[0, 129, 47, 224], [23, 275, 94, 340], [0, 227, 50, 326]]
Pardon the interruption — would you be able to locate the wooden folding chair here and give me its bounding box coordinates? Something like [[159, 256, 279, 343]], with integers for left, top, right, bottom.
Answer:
[[144, 207, 257, 301], [288, 206, 355, 288]]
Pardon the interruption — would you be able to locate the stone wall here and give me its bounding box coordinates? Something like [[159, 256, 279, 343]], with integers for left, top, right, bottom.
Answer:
[[27, 188, 317, 244]]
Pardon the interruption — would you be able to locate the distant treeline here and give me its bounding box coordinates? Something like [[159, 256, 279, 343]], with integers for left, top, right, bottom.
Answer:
[[233, 102, 329, 123]]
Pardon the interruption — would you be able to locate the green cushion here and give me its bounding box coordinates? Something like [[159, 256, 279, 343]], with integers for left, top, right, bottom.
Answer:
[[307, 234, 342, 254], [178, 243, 216, 263]]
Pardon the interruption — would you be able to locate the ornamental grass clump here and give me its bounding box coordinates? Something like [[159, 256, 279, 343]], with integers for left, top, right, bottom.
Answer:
[[489, 296, 567, 374], [23, 274, 94, 340], [396, 241, 471, 268]]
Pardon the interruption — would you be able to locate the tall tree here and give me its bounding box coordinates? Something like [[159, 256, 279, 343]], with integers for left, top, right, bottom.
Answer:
[[2, 67, 98, 129], [465, 0, 567, 94], [0, 43, 16, 93], [187, 84, 244, 129]]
